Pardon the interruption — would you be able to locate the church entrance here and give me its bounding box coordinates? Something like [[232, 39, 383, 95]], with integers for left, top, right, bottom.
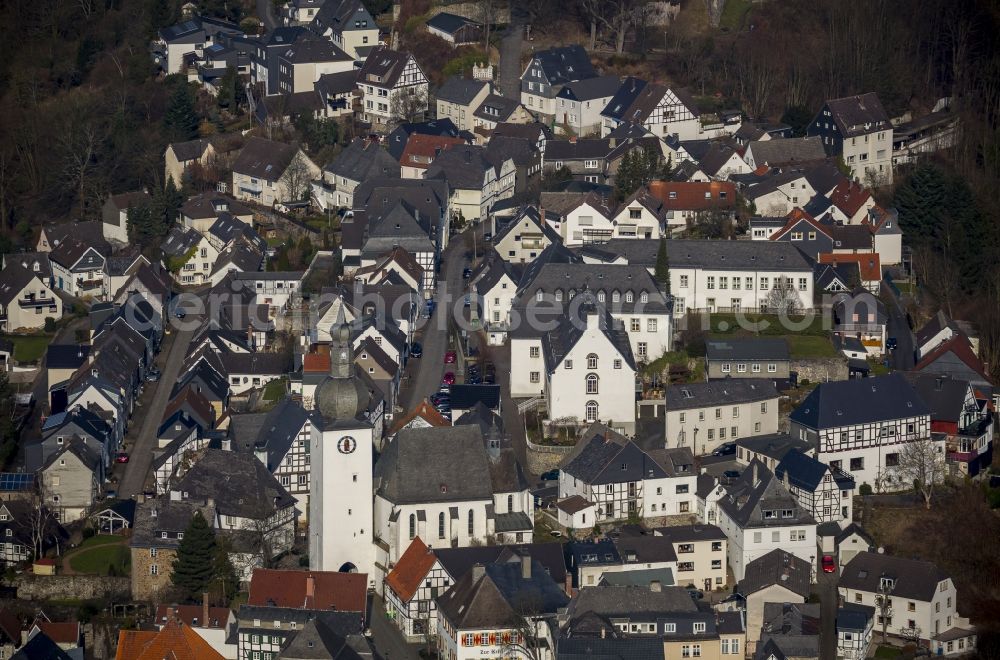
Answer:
[[339, 562, 358, 573]]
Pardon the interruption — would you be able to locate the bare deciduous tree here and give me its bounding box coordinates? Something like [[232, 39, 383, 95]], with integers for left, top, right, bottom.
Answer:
[[897, 436, 946, 509], [764, 278, 804, 315], [281, 152, 313, 202], [390, 87, 428, 126], [580, 0, 647, 54]]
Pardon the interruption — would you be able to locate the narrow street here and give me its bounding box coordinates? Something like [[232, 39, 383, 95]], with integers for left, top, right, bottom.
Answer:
[[498, 26, 524, 100], [256, 0, 279, 31], [400, 233, 471, 412], [818, 567, 839, 660], [881, 282, 915, 370], [117, 321, 198, 498], [368, 595, 420, 660]]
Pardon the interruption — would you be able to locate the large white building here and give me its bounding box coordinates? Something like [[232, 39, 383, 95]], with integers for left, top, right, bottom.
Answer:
[[808, 92, 894, 185], [789, 373, 934, 492], [373, 425, 534, 582], [716, 459, 817, 581], [839, 552, 975, 655], [664, 380, 781, 456], [356, 48, 429, 127]]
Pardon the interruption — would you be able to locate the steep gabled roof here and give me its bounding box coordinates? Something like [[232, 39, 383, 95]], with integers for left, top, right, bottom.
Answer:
[[247, 568, 367, 611], [232, 137, 300, 180], [790, 372, 930, 429], [839, 551, 948, 601], [737, 549, 811, 599], [823, 93, 891, 137], [527, 45, 596, 85], [385, 537, 438, 602], [435, 76, 489, 106], [116, 620, 224, 660]]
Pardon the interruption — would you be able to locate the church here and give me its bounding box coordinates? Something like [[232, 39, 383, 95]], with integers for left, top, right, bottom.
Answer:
[[309, 312, 379, 582]]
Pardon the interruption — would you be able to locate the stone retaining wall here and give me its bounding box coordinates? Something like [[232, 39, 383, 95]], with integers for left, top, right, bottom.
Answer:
[[15, 574, 131, 602], [792, 357, 850, 384], [525, 437, 574, 474]]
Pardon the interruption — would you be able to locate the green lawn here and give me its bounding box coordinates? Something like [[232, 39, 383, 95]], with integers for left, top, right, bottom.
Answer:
[[719, 0, 752, 30], [263, 377, 288, 401], [702, 313, 829, 336], [874, 646, 901, 660], [69, 541, 129, 576], [2, 334, 52, 363], [79, 534, 124, 549], [787, 335, 838, 358]]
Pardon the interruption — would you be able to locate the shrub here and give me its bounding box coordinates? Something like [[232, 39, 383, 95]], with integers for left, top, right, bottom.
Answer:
[[82, 527, 96, 539], [44, 317, 57, 332], [298, 555, 309, 567], [859, 483, 873, 496]]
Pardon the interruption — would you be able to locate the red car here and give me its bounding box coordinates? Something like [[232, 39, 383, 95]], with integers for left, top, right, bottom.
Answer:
[[115, 452, 130, 464], [442, 372, 456, 385], [822, 555, 836, 573], [444, 350, 457, 364]]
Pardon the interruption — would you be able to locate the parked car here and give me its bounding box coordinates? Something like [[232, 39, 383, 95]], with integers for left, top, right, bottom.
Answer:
[[887, 337, 898, 351], [105, 490, 117, 499], [115, 453, 130, 464], [424, 300, 436, 318], [467, 374, 482, 385], [713, 442, 736, 457], [540, 469, 559, 482], [464, 295, 472, 307], [444, 350, 457, 364], [822, 555, 837, 573], [430, 393, 450, 406], [410, 342, 423, 358], [174, 308, 186, 320], [483, 231, 492, 242], [145, 368, 161, 382], [442, 372, 456, 385], [723, 469, 741, 480], [687, 589, 704, 601], [463, 268, 472, 279]]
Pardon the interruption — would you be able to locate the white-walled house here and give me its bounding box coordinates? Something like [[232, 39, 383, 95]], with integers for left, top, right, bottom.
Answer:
[[664, 380, 780, 456], [310, 0, 379, 59], [774, 449, 855, 528], [610, 189, 666, 241], [542, 306, 638, 435], [520, 45, 597, 122], [356, 48, 429, 128], [231, 138, 321, 207], [716, 459, 817, 581], [789, 373, 934, 492], [558, 429, 697, 523], [839, 552, 975, 654], [0, 263, 62, 332], [808, 93, 894, 185], [600, 78, 703, 141]]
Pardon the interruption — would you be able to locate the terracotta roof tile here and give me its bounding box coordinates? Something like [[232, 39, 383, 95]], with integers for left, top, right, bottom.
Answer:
[[153, 605, 231, 629], [303, 350, 331, 373], [829, 179, 872, 217], [388, 400, 451, 434], [647, 180, 736, 211], [385, 537, 437, 602], [247, 569, 367, 613], [116, 620, 224, 660], [400, 134, 467, 171], [818, 253, 881, 282], [36, 622, 79, 645]]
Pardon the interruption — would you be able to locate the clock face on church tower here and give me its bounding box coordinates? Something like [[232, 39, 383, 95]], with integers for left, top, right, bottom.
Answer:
[[338, 436, 357, 454]]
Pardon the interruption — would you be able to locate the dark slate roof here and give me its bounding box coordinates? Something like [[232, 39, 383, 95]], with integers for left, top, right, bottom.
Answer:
[[736, 549, 811, 598], [169, 137, 213, 162], [281, 34, 351, 64], [434, 543, 567, 586], [789, 372, 930, 429], [590, 238, 814, 272], [564, 585, 696, 621], [324, 138, 401, 182], [232, 137, 299, 180], [774, 449, 833, 492], [172, 448, 296, 518], [233, 397, 310, 471], [717, 459, 814, 528], [837, 603, 874, 633], [357, 47, 418, 89], [528, 45, 597, 85], [613, 535, 677, 564], [598, 567, 675, 588], [448, 385, 501, 410], [748, 137, 826, 166], [915, 309, 960, 347], [600, 76, 649, 122], [839, 552, 948, 601], [375, 426, 494, 504], [735, 433, 812, 463], [220, 351, 291, 376], [665, 379, 778, 411], [556, 75, 621, 102], [426, 11, 479, 34], [278, 614, 369, 660], [424, 145, 494, 190], [900, 372, 969, 424], [654, 524, 726, 543], [541, 303, 636, 372], [705, 338, 789, 362], [557, 637, 665, 660], [315, 69, 359, 96], [435, 76, 488, 105], [45, 344, 90, 370], [562, 436, 666, 485], [824, 93, 891, 138], [180, 192, 252, 221], [11, 631, 73, 660]]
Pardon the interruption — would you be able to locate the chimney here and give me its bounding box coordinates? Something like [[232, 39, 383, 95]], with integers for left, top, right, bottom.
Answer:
[[166, 606, 176, 623], [609, 137, 616, 148], [521, 555, 531, 580], [782, 469, 789, 489], [306, 574, 316, 600], [752, 463, 759, 486], [649, 580, 662, 592], [569, 136, 577, 144], [472, 564, 485, 582], [564, 572, 573, 596], [600, 627, 606, 639], [202, 592, 210, 628]]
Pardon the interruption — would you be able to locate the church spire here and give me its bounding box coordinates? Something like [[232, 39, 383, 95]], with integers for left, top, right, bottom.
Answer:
[[330, 304, 354, 379]]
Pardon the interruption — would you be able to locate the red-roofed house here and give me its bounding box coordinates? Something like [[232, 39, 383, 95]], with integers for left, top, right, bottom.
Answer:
[[154, 601, 236, 658], [247, 569, 368, 621], [400, 134, 467, 178], [116, 619, 225, 660], [829, 179, 876, 224], [648, 180, 737, 232], [384, 536, 449, 641], [30, 622, 80, 651], [818, 253, 882, 293], [914, 335, 995, 393], [388, 400, 451, 435]]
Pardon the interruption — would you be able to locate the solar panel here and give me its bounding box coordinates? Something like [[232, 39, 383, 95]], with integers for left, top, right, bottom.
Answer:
[[0, 473, 34, 491]]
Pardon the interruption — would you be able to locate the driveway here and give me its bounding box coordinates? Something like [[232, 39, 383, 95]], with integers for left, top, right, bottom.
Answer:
[[881, 282, 915, 370], [257, 0, 279, 31], [117, 322, 197, 498], [399, 233, 471, 412]]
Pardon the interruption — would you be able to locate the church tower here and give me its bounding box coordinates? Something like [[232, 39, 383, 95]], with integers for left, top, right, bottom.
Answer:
[[309, 310, 376, 580]]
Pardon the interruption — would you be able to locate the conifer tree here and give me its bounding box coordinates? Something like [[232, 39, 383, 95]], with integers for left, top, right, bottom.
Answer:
[[171, 511, 218, 601], [655, 236, 671, 295], [164, 80, 199, 142]]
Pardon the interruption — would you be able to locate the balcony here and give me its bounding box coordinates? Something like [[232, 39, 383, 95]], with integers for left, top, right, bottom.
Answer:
[[18, 296, 57, 310]]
